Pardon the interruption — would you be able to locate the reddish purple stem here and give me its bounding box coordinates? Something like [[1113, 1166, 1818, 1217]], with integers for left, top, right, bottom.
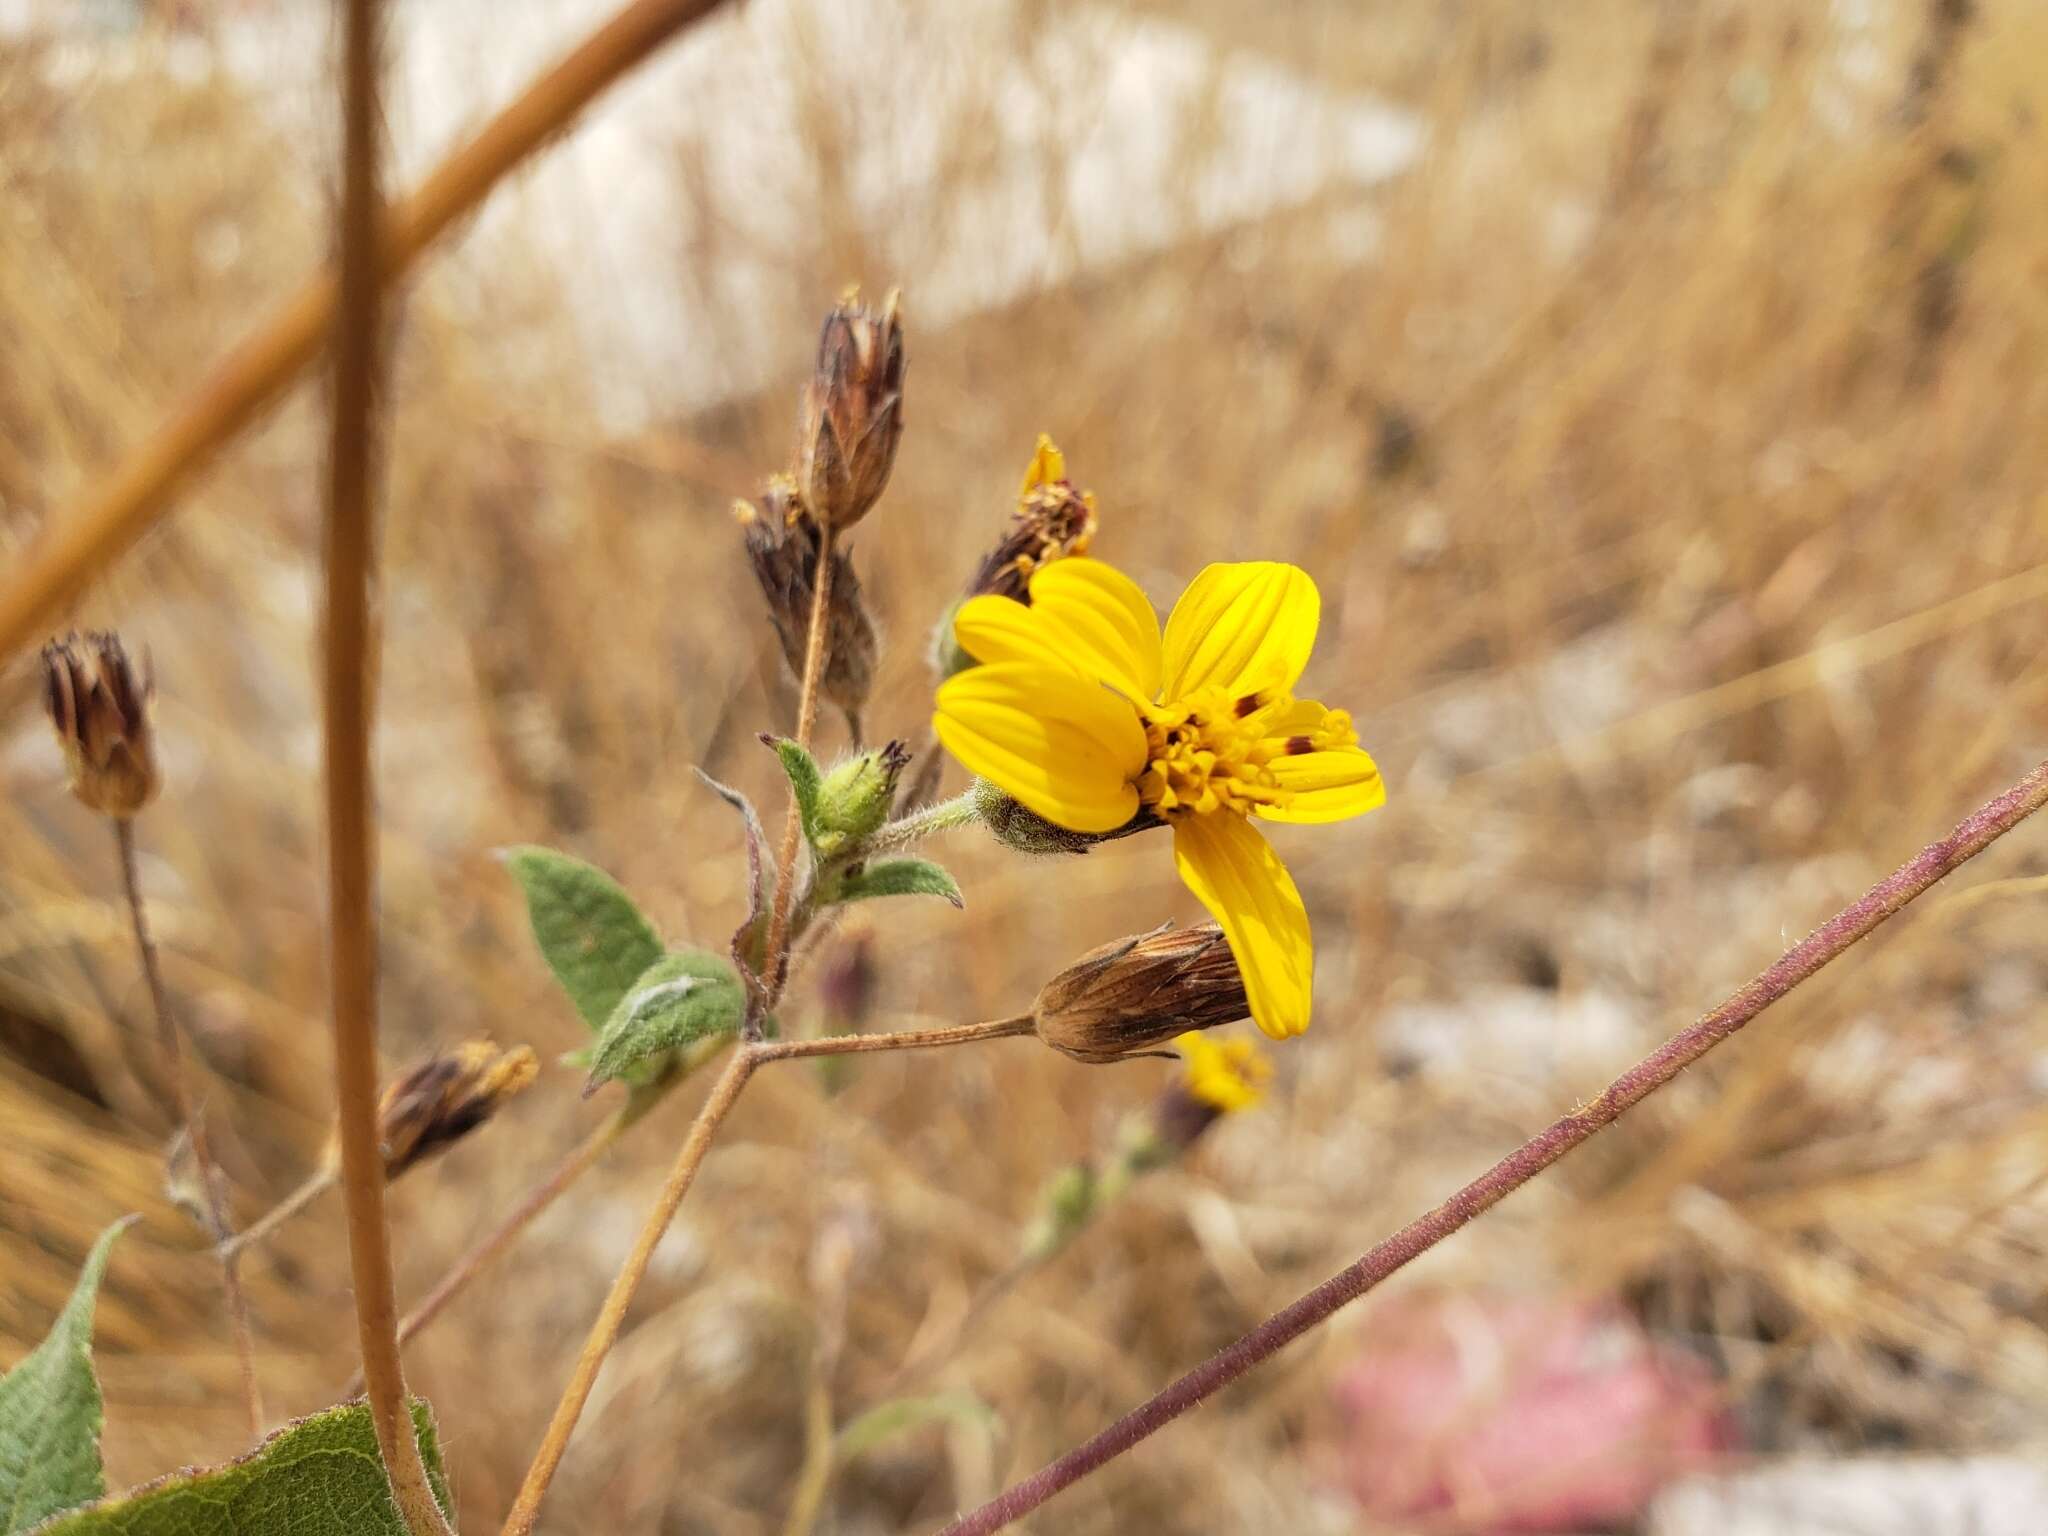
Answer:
[[937, 758, 2048, 1536]]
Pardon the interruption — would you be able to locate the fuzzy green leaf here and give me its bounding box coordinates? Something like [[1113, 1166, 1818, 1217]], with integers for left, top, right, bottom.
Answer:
[[834, 1390, 997, 1466], [1, 1219, 130, 1534], [829, 857, 963, 908], [503, 845, 663, 1032], [585, 950, 746, 1091], [766, 737, 823, 842], [31, 1402, 449, 1536]]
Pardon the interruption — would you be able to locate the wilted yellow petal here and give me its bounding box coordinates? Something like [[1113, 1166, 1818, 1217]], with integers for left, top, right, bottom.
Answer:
[[1161, 562, 1320, 699], [1021, 433, 1066, 496], [1026, 558, 1163, 700], [1171, 813, 1313, 1038], [934, 662, 1146, 833], [1258, 747, 1386, 825]]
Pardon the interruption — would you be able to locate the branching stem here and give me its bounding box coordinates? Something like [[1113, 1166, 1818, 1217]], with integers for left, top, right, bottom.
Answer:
[[218, 1164, 338, 1264], [934, 757, 2048, 1536]]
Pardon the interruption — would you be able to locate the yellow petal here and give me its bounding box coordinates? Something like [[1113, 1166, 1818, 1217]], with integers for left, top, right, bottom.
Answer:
[[934, 662, 1146, 833], [954, 593, 1071, 673], [1172, 813, 1313, 1038], [1161, 562, 1321, 699], [1021, 433, 1065, 495], [1257, 747, 1387, 825], [1026, 558, 1163, 700]]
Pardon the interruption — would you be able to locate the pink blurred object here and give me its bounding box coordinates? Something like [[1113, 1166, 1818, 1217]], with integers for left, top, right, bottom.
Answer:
[[1326, 1294, 1739, 1533]]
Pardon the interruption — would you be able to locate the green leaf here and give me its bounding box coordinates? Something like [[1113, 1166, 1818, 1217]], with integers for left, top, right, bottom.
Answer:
[[834, 1390, 997, 1466], [828, 857, 963, 908], [765, 736, 822, 843], [585, 950, 746, 1092], [1, 1219, 130, 1533], [502, 845, 663, 1032], [32, 1401, 449, 1536]]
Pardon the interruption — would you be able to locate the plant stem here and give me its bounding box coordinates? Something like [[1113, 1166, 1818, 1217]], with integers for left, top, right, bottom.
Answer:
[[934, 757, 2048, 1536], [501, 1012, 1036, 1530], [861, 790, 982, 858], [114, 818, 263, 1438], [0, 0, 737, 668], [757, 525, 838, 1024], [325, 4, 449, 1531], [752, 1015, 1036, 1062], [500, 1049, 758, 1536], [337, 1113, 627, 1397], [218, 1164, 338, 1264]]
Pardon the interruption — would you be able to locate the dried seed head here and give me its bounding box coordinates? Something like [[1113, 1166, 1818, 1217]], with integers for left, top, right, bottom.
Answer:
[[377, 1039, 539, 1180], [736, 476, 879, 735], [1032, 924, 1250, 1064], [966, 434, 1099, 603], [795, 286, 905, 532], [40, 631, 161, 818]]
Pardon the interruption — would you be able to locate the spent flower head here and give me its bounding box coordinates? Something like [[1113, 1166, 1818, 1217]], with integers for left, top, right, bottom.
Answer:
[[377, 1039, 540, 1180], [1032, 923, 1248, 1063], [735, 476, 879, 736], [40, 630, 161, 817], [934, 557, 1384, 1038], [796, 285, 905, 532], [966, 434, 1099, 603]]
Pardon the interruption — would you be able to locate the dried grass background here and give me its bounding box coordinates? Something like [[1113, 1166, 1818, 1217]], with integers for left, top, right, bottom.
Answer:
[[5, 1, 2048, 1531]]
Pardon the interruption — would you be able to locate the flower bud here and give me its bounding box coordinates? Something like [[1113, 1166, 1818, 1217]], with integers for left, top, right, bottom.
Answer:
[[1032, 924, 1250, 1064], [812, 740, 911, 856], [40, 631, 161, 818], [795, 286, 905, 532], [736, 476, 879, 736], [377, 1039, 539, 1180], [965, 435, 1099, 603]]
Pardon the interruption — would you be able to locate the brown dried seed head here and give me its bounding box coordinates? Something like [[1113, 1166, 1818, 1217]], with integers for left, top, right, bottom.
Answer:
[[736, 476, 879, 735], [377, 1039, 540, 1180], [40, 631, 161, 818], [795, 286, 905, 532], [966, 434, 1099, 602], [1032, 924, 1250, 1064]]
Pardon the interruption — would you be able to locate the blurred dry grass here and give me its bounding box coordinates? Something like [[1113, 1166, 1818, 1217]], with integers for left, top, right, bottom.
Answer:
[[5, 1, 2048, 1531]]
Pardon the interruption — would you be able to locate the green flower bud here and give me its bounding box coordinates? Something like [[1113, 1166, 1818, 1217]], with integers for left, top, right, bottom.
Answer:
[[1020, 1163, 1098, 1262], [812, 740, 912, 856]]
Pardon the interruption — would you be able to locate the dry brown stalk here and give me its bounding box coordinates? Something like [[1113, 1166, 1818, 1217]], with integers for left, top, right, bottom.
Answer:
[[323, 3, 450, 1531], [0, 0, 737, 668]]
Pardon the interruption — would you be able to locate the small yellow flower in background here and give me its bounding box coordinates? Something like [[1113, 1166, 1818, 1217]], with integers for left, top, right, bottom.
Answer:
[[1175, 1030, 1271, 1113], [933, 556, 1384, 1038]]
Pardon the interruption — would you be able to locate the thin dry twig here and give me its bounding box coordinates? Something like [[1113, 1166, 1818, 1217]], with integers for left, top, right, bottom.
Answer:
[[114, 818, 263, 1437], [0, 0, 738, 667], [324, 4, 450, 1531], [218, 1165, 338, 1264], [936, 757, 2048, 1536]]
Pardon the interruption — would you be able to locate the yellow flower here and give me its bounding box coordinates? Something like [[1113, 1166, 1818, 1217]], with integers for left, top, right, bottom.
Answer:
[[1174, 1030, 1271, 1113], [933, 557, 1384, 1037]]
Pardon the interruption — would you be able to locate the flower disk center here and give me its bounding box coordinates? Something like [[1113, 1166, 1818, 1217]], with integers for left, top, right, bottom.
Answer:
[[1138, 687, 1291, 819]]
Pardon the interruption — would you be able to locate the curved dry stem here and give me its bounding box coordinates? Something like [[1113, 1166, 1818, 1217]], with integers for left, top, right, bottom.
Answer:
[[936, 758, 2048, 1536], [324, 5, 449, 1531], [115, 818, 263, 1437], [500, 1049, 758, 1536], [218, 1165, 339, 1264], [0, 0, 737, 667]]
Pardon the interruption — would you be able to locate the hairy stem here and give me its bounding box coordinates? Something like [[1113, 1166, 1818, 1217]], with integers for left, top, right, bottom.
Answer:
[[0, 0, 737, 667], [500, 1050, 758, 1536], [324, 5, 449, 1531], [757, 525, 838, 1023], [936, 758, 2048, 1536], [751, 1015, 1036, 1063], [115, 818, 263, 1437], [218, 1164, 338, 1264], [861, 790, 982, 858]]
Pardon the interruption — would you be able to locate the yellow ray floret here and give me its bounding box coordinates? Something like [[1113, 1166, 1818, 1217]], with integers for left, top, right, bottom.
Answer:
[[1174, 1030, 1272, 1113], [935, 555, 1384, 1038]]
